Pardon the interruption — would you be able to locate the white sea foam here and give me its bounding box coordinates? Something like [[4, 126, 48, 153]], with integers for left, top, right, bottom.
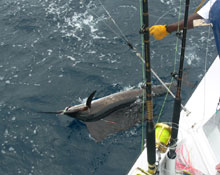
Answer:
[[160, 0, 174, 5], [119, 5, 137, 11], [66, 55, 75, 61], [78, 97, 87, 104], [5, 80, 10, 84], [122, 85, 134, 91], [9, 146, 15, 153], [47, 49, 53, 55], [44, 1, 107, 42], [36, 58, 47, 65], [62, 11, 100, 40], [185, 52, 200, 65]]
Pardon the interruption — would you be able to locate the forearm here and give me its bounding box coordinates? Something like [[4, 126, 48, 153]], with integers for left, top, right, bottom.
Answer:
[[166, 13, 203, 33]]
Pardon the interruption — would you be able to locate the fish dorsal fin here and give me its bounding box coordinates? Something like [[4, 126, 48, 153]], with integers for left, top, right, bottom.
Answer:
[[86, 90, 96, 108]]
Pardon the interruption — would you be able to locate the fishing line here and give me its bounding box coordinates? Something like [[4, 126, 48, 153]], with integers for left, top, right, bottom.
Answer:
[[92, 0, 183, 100], [96, 0, 128, 40], [96, 0, 133, 49], [101, 119, 117, 124], [154, 8, 177, 25], [86, 7, 125, 42], [84, 1, 190, 127], [157, 0, 183, 123], [85, 0, 134, 50], [82, 1, 191, 115], [138, 0, 146, 152], [156, 0, 208, 121], [157, 0, 212, 122]]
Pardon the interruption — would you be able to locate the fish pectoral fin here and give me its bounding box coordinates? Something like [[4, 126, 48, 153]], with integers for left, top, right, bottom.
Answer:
[[86, 90, 96, 108]]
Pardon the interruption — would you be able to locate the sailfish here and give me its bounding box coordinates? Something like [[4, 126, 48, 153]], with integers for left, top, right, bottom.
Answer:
[[39, 82, 175, 141]]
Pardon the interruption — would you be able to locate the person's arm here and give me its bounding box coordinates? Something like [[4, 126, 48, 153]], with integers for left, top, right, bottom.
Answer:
[[149, 13, 203, 40], [166, 13, 203, 33]]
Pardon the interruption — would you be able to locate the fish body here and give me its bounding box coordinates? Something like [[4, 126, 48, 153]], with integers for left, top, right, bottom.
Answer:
[[44, 82, 175, 122], [40, 82, 175, 141]]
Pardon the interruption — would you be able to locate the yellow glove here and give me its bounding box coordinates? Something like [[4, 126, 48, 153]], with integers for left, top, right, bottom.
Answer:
[[149, 25, 169, 40]]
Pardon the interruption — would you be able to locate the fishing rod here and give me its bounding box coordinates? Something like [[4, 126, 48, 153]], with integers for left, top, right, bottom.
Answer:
[[142, 0, 156, 174], [168, 0, 190, 159]]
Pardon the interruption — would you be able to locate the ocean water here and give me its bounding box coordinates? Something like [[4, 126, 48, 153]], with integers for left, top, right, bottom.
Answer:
[[0, 0, 217, 175]]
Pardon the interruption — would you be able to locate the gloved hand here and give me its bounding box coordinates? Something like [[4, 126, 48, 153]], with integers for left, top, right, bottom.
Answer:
[[149, 25, 169, 40]]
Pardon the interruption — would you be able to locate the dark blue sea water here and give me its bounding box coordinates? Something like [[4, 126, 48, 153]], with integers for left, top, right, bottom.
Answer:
[[0, 0, 217, 175]]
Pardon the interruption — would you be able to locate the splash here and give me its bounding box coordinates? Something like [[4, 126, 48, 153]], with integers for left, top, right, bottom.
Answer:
[[44, 1, 106, 41]]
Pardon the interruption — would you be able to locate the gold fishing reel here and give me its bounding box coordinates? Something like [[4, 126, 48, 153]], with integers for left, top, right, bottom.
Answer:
[[155, 123, 172, 153]]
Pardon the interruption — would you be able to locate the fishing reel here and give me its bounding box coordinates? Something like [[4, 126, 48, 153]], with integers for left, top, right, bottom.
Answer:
[[155, 123, 172, 153]]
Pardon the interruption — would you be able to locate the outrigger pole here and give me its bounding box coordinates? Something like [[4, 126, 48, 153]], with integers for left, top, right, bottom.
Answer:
[[142, 0, 156, 174], [168, 0, 190, 159]]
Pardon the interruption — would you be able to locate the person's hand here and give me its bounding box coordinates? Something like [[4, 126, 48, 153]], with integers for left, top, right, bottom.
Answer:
[[149, 25, 169, 40], [216, 163, 220, 172]]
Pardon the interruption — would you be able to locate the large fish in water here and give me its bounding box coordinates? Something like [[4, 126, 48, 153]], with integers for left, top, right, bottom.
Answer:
[[39, 82, 175, 141]]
